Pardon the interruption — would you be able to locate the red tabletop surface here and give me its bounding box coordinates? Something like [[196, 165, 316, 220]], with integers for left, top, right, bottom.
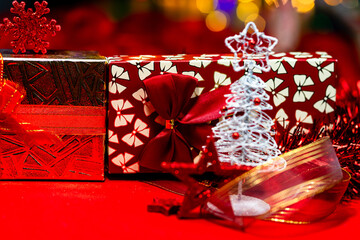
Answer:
[[0, 179, 357, 240]]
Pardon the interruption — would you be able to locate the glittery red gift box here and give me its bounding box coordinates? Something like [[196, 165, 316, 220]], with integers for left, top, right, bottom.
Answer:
[[108, 52, 338, 174], [0, 50, 106, 180]]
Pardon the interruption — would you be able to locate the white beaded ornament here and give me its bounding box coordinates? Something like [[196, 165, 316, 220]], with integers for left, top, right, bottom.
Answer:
[[212, 22, 282, 167]]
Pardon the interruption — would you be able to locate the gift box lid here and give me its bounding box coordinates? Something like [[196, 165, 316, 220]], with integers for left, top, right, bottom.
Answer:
[[107, 52, 337, 62], [0, 49, 106, 61], [1, 50, 107, 107]]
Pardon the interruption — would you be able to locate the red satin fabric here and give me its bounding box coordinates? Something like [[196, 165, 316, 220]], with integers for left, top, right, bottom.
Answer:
[[0, 80, 60, 146], [180, 86, 230, 124], [139, 74, 229, 171], [14, 105, 105, 135], [0, 80, 27, 142], [0, 80, 24, 114], [143, 74, 197, 120]]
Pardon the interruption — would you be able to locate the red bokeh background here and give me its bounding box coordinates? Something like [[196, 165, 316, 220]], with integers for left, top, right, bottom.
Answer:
[[0, 1, 359, 101]]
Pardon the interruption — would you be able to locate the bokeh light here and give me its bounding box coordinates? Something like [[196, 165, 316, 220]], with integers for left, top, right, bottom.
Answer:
[[157, 0, 200, 20], [236, 2, 259, 22], [291, 0, 315, 13], [324, 0, 343, 6], [196, 0, 217, 13], [205, 10, 228, 32], [217, 0, 237, 13], [245, 14, 266, 32], [245, 13, 258, 23], [238, 0, 257, 3], [264, 0, 280, 7]]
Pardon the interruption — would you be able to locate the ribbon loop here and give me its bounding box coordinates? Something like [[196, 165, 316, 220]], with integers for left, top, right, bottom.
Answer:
[[144, 74, 197, 120], [139, 73, 229, 171], [0, 80, 24, 115]]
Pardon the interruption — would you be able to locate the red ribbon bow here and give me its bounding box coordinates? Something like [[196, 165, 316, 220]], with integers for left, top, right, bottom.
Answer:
[[139, 73, 229, 171]]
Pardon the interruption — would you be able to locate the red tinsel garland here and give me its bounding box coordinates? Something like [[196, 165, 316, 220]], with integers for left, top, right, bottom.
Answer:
[[276, 95, 360, 200]]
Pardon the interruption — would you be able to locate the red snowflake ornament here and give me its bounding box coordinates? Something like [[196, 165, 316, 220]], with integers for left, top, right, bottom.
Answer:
[[0, 1, 61, 54]]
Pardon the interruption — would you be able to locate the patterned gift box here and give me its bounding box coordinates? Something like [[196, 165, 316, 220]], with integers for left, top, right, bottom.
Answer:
[[108, 52, 337, 174], [0, 50, 106, 180]]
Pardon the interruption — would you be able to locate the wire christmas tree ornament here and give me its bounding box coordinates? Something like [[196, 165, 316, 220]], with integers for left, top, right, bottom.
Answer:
[[213, 22, 285, 170], [207, 22, 286, 219]]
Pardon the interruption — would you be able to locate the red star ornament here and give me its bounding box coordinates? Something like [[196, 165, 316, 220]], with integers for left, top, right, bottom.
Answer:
[[147, 198, 182, 216], [0, 1, 61, 54], [162, 136, 252, 218]]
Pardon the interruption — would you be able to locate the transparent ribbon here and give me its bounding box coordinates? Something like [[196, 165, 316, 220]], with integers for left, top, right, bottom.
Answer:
[[203, 137, 350, 225]]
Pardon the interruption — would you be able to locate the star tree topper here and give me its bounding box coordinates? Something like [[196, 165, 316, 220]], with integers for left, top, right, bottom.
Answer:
[[225, 22, 277, 72], [0, 1, 61, 54]]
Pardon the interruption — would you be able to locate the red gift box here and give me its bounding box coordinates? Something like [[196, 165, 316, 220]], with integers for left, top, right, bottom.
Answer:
[[0, 50, 106, 180], [108, 52, 338, 174]]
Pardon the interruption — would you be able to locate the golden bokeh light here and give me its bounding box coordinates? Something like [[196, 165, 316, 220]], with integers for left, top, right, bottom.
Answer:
[[238, 0, 256, 3], [324, 0, 343, 6], [252, 0, 263, 8], [196, 0, 217, 13], [245, 13, 258, 23], [156, 0, 201, 20], [291, 0, 315, 13], [236, 2, 259, 22], [245, 14, 266, 32], [205, 10, 228, 32]]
